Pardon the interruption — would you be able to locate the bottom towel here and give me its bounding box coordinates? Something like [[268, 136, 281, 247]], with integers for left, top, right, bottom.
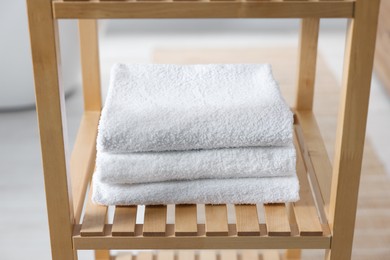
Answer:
[[92, 175, 300, 205]]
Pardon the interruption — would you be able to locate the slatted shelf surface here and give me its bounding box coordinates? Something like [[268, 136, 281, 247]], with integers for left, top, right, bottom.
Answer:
[[53, 0, 355, 19], [72, 117, 331, 250], [113, 250, 281, 260]]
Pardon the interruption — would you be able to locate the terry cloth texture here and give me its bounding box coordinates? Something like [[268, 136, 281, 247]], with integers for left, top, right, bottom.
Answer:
[[97, 63, 293, 153], [92, 174, 300, 205], [95, 145, 296, 184]]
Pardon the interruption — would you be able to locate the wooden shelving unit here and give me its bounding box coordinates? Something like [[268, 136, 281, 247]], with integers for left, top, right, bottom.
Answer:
[[26, 0, 380, 259]]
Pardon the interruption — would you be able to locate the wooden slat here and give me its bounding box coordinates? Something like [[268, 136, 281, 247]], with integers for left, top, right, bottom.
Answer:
[[136, 251, 154, 260], [175, 204, 198, 236], [53, 1, 354, 19], [264, 204, 291, 236], [143, 205, 167, 236], [295, 17, 320, 110], [79, 19, 102, 111], [199, 251, 217, 260], [205, 205, 229, 236], [234, 205, 260, 236], [112, 206, 137, 236], [157, 251, 175, 260], [177, 250, 195, 260], [81, 187, 108, 236], [292, 134, 323, 236], [70, 111, 100, 223], [328, 0, 381, 259]]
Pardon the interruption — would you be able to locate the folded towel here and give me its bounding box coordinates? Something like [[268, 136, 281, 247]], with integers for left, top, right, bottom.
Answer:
[[97, 63, 293, 153], [95, 145, 296, 184], [92, 175, 300, 205]]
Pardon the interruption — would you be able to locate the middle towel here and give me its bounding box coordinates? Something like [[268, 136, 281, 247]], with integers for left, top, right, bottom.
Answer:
[[95, 144, 296, 184]]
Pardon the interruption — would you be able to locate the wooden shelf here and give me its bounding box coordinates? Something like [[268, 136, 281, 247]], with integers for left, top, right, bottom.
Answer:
[[71, 111, 332, 250], [53, 0, 355, 19]]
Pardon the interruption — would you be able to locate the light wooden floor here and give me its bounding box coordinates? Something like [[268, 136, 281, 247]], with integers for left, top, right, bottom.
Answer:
[[153, 47, 390, 259]]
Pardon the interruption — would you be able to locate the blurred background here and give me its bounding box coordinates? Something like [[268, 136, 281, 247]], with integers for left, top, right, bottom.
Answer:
[[0, 0, 389, 259]]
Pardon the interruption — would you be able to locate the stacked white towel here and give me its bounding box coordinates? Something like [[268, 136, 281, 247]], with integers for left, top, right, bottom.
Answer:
[[92, 63, 299, 205]]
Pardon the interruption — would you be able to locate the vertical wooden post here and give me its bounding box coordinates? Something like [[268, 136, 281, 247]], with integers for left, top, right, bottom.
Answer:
[[327, 0, 380, 259], [291, 17, 319, 260], [26, 0, 76, 259], [295, 18, 320, 111], [79, 19, 102, 111], [79, 19, 107, 260]]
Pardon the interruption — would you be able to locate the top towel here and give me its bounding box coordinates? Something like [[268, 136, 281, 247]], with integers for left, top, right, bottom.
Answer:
[[97, 63, 293, 153]]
